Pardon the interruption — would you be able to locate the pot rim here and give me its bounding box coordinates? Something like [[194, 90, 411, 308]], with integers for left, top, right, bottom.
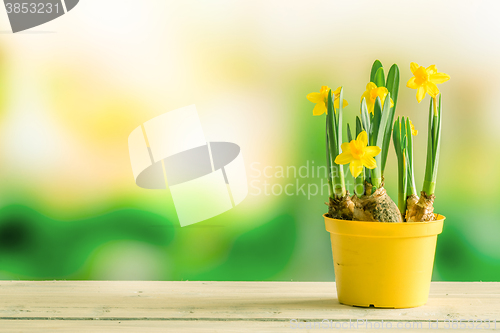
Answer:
[[324, 214, 445, 238]]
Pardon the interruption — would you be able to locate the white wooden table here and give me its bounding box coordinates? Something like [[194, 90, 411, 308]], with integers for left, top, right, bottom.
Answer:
[[0, 281, 498, 332]]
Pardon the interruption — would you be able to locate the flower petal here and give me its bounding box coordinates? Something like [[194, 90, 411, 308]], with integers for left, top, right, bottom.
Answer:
[[410, 62, 419, 74], [334, 98, 349, 109], [360, 91, 370, 103], [426, 65, 437, 75], [307, 92, 322, 103], [406, 77, 418, 89], [361, 155, 377, 169], [341, 142, 351, 153], [357, 131, 368, 147], [426, 82, 440, 98], [430, 72, 450, 84], [349, 159, 363, 178], [365, 146, 381, 157], [320, 86, 331, 94], [312, 103, 327, 116], [416, 86, 426, 103], [335, 152, 353, 165]]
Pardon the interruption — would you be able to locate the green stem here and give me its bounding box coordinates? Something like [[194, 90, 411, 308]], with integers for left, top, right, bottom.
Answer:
[[325, 121, 334, 199], [423, 98, 435, 195], [423, 95, 442, 196], [326, 91, 346, 198], [332, 164, 346, 197], [432, 114, 439, 161], [398, 185, 407, 219], [355, 168, 365, 197], [407, 173, 417, 196], [422, 181, 436, 195], [398, 149, 408, 216], [364, 167, 371, 187], [370, 167, 382, 189], [406, 118, 417, 197]]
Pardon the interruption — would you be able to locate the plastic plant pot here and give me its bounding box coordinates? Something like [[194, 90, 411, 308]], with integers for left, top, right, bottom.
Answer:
[[324, 214, 445, 308]]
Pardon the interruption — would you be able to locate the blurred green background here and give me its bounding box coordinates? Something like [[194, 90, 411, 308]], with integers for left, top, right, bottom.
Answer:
[[0, 0, 499, 281]]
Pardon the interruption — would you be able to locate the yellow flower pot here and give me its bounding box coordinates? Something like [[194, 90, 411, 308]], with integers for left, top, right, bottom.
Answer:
[[324, 214, 445, 308]]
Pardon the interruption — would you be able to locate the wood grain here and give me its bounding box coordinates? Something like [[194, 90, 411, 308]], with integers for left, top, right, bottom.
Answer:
[[0, 281, 498, 332]]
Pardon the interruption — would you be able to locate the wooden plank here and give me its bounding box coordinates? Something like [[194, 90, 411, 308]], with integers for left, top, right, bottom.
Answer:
[[0, 320, 496, 333], [0, 282, 498, 332]]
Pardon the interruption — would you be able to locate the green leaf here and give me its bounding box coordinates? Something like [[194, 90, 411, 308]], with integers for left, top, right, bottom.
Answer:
[[405, 118, 417, 196], [327, 103, 338, 161], [381, 113, 396, 171], [405, 117, 413, 168], [386, 64, 400, 108], [423, 98, 434, 186], [402, 142, 409, 203], [376, 94, 393, 174], [432, 101, 439, 162], [370, 60, 383, 83], [376, 94, 392, 145], [374, 67, 385, 88], [370, 95, 387, 187], [399, 116, 407, 159], [347, 123, 353, 142], [380, 100, 396, 172], [327, 89, 334, 124], [337, 87, 343, 152], [360, 98, 371, 142], [371, 96, 382, 145], [393, 117, 401, 158], [431, 95, 442, 181], [400, 116, 407, 145], [327, 90, 337, 155], [325, 120, 334, 198], [355, 116, 362, 137]]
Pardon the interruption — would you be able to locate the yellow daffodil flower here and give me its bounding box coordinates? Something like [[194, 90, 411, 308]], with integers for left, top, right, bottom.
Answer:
[[307, 86, 348, 116], [360, 82, 394, 114], [334, 131, 381, 178], [406, 62, 450, 103], [409, 120, 418, 136]]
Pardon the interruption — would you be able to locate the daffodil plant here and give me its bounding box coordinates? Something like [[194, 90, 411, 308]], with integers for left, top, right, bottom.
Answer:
[[307, 86, 353, 220], [307, 59, 449, 223], [404, 62, 450, 222]]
